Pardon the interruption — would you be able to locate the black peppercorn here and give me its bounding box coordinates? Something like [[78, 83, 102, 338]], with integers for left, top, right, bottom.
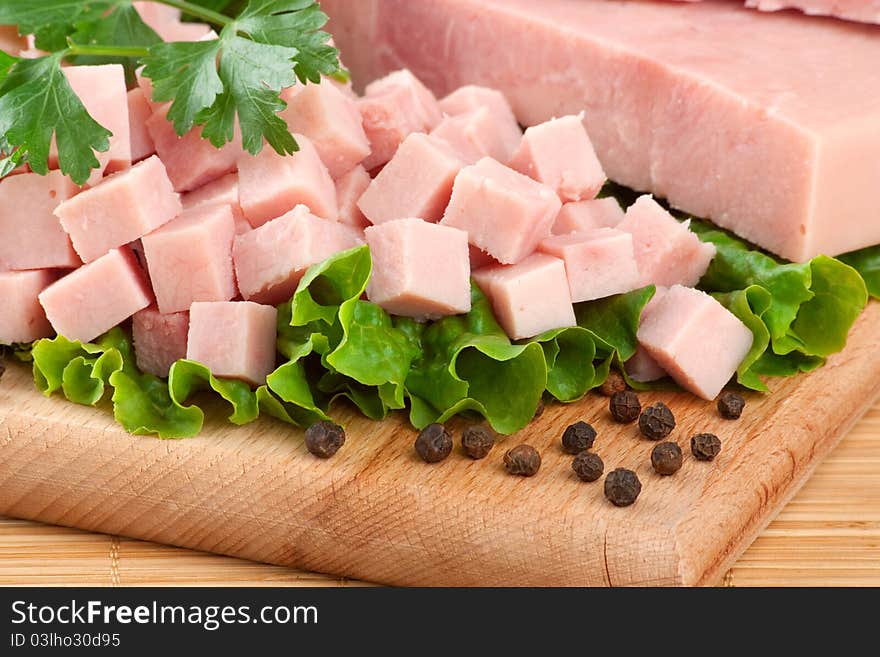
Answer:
[[503, 444, 541, 477], [533, 399, 545, 421], [600, 369, 627, 397], [561, 421, 597, 454], [415, 423, 453, 463], [717, 391, 745, 420], [691, 433, 722, 461], [609, 390, 641, 423], [639, 402, 675, 440], [651, 441, 683, 476], [304, 421, 346, 458], [572, 451, 604, 482], [604, 468, 642, 507], [461, 425, 495, 460]]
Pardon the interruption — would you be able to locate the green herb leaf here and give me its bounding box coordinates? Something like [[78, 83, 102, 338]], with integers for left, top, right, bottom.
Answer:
[[0, 0, 117, 52]]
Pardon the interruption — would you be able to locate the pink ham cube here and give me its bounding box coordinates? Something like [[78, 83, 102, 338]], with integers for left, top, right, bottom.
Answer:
[[441, 157, 561, 264], [0, 270, 56, 344], [133, 1, 211, 41], [365, 218, 471, 320], [142, 204, 237, 314], [472, 253, 576, 340], [233, 205, 364, 306], [469, 245, 498, 272], [617, 195, 716, 287], [335, 165, 371, 229], [182, 173, 250, 235], [509, 114, 605, 203], [552, 198, 624, 234], [280, 81, 370, 179], [538, 228, 641, 302], [237, 133, 337, 227], [132, 306, 189, 378], [431, 107, 521, 165], [39, 248, 153, 344], [625, 346, 667, 383], [637, 285, 753, 400], [358, 133, 463, 225], [127, 88, 156, 163], [187, 301, 278, 386], [440, 85, 519, 128], [55, 155, 181, 263], [0, 171, 80, 271]]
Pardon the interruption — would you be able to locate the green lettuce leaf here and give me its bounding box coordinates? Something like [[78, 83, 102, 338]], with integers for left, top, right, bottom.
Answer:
[[838, 246, 880, 300]]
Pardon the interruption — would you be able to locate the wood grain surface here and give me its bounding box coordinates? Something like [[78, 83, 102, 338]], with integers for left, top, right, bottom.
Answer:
[[1, 303, 879, 587]]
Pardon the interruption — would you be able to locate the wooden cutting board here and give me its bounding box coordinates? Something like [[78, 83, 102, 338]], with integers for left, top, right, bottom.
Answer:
[[1, 303, 879, 587]]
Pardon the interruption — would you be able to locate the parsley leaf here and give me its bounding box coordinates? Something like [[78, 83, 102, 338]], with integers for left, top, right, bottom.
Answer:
[[0, 1, 118, 52]]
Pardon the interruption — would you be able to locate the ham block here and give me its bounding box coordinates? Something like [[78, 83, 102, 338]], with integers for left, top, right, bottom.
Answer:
[[142, 204, 237, 315], [280, 81, 370, 179], [335, 165, 371, 229], [626, 346, 668, 383], [358, 133, 463, 225], [39, 248, 153, 344], [55, 155, 181, 264], [0, 171, 80, 271], [0, 270, 56, 344], [430, 107, 521, 165], [441, 157, 561, 264], [473, 253, 576, 340], [637, 284, 753, 400], [538, 228, 641, 303], [233, 205, 364, 306], [181, 173, 250, 235], [552, 198, 624, 235], [187, 301, 278, 387], [365, 218, 471, 320], [237, 134, 337, 227], [146, 105, 242, 193], [322, 0, 880, 261], [617, 196, 715, 288], [132, 307, 189, 378], [468, 245, 498, 271], [745, 1, 880, 25], [127, 88, 156, 163], [509, 114, 606, 202]]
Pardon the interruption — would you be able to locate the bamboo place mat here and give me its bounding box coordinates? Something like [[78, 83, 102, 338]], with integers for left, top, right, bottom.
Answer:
[[1, 403, 878, 587]]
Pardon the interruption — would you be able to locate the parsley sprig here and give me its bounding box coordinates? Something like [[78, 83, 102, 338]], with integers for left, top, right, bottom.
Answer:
[[0, 0, 344, 185]]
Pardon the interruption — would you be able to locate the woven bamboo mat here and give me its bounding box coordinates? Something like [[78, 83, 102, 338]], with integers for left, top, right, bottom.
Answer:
[[1, 403, 878, 587]]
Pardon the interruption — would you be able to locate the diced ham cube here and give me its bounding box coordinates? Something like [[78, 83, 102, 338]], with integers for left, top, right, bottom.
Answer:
[[146, 105, 242, 193], [358, 133, 463, 225], [0, 270, 56, 344], [127, 88, 156, 163], [0, 171, 80, 271], [509, 114, 605, 203], [335, 165, 371, 229], [233, 205, 364, 306], [280, 81, 370, 179], [637, 285, 753, 400], [745, 0, 880, 26], [187, 301, 278, 386], [142, 204, 237, 315], [0, 26, 26, 56], [365, 218, 471, 320], [617, 196, 716, 287], [133, 1, 212, 41], [237, 133, 337, 227], [625, 346, 667, 383], [132, 306, 189, 378], [441, 157, 561, 264], [538, 228, 641, 302], [39, 248, 153, 344], [431, 107, 521, 164], [181, 173, 250, 234], [55, 155, 181, 263], [136, 70, 165, 113], [365, 69, 443, 130], [439, 85, 519, 129], [552, 198, 624, 234], [468, 245, 498, 272], [473, 253, 576, 340]]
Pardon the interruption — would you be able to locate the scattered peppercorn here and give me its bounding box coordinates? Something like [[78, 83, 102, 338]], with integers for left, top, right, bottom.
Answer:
[[604, 468, 642, 507], [600, 369, 627, 397], [561, 421, 597, 454], [717, 391, 745, 420], [503, 444, 541, 477], [415, 423, 454, 463], [533, 399, 545, 420], [572, 451, 604, 482], [304, 421, 346, 458], [639, 402, 676, 440], [461, 425, 495, 460], [609, 390, 641, 423], [691, 433, 722, 461], [651, 442, 683, 476]]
